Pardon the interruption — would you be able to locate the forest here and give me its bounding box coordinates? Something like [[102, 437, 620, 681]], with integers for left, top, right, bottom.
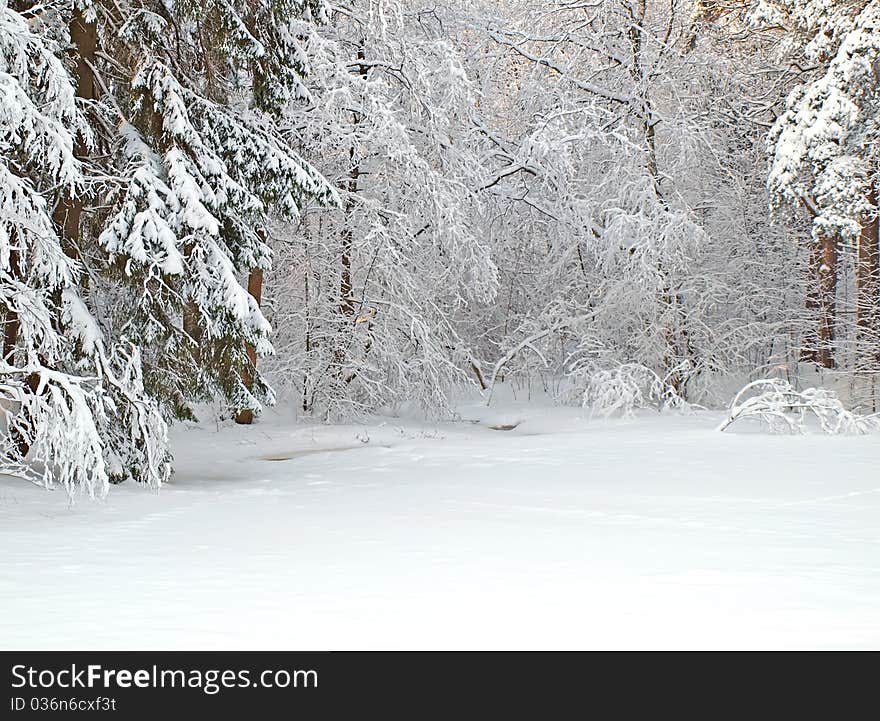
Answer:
[[2, 0, 879, 495], [2, 0, 880, 651]]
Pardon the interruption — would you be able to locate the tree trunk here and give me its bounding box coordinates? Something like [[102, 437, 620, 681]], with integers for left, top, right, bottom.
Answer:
[[2, 312, 19, 364], [5, 7, 96, 453], [12, 9, 98, 364], [339, 44, 367, 321], [815, 232, 838, 369], [234, 267, 264, 425], [800, 238, 821, 365], [339, 153, 359, 319], [3, 246, 21, 363], [52, 8, 98, 249], [3, 243, 39, 457], [332, 43, 368, 381], [856, 188, 879, 369]]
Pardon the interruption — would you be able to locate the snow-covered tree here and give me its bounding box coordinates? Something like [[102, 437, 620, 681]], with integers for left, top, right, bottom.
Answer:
[[454, 0, 799, 409], [74, 0, 338, 423], [1, 0, 337, 493], [756, 0, 880, 373], [5, 0, 877, 495], [265, 2, 498, 417], [1, 1, 168, 493]]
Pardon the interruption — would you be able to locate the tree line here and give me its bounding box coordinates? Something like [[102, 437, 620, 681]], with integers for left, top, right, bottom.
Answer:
[[1, 0, 878, 494]]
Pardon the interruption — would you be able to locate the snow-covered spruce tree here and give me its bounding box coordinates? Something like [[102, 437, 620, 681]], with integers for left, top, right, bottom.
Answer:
[[264, 2, 498, 418], [0, 1, 167, 493], [82, 0, 337, 424], [756, 1, 880, 376]]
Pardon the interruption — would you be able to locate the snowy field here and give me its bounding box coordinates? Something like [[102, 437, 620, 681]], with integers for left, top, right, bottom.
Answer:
[[1, 400, 879, 650]]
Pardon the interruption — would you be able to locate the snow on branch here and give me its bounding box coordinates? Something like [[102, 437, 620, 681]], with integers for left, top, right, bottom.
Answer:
[[0, 365, 109, 497], [582, 363, 687, 419], [718, 379, 880, 435]]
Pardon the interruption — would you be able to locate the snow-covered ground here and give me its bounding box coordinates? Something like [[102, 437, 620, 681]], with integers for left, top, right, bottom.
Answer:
[[2, 399, 879, 650]]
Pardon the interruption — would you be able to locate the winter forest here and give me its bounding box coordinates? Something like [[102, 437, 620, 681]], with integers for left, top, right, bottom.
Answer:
[[2, 0, 880, 650]]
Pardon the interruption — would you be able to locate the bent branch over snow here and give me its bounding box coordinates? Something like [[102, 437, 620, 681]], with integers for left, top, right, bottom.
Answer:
[[718, 379, 880, 435]]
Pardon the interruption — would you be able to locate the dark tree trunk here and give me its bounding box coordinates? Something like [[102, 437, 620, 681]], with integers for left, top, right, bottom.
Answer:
[[3, 244, 39, 457], [339, 155, 358, 320], [801, 239, 821, 365], [857, 188, 879, 369], [52, 8, 98, 251], [234, 267, 264, 425], [332, 42, 368, 383], [816, 232, 838, 369], [339, 44, 367, 321], [3, 246, 21, 364]]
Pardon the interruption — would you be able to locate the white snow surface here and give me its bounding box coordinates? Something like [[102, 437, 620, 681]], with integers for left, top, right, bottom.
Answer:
[[2, 399, 879, 650]]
